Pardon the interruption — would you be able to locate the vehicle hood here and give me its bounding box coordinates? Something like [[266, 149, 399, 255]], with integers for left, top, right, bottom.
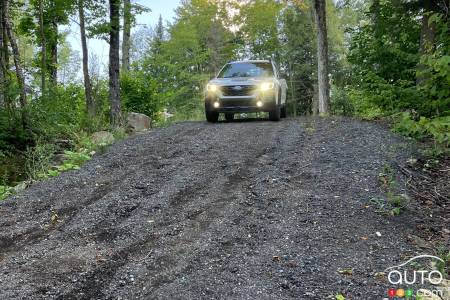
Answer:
[[209, 77, 274, 86]]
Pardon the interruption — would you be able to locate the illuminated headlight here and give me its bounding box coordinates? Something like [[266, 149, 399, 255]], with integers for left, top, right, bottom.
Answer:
[[207, 84, 218, 92], [256, 101, 263, 107], [260, 82, 274, 91], [213, 101, 220, 108]]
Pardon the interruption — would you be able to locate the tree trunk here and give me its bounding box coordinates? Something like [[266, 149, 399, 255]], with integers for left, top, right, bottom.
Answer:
[[0, 2, 5, 108], [0, 2, 9, 110], [313, 0, 330, 115], [417, 0, 439, 86], [419, 0, 439, 55], [121, 0, 131, 72], [49, 14, 58, 85], [4, 0, 28, 127], [109, 0, 122, 127], [38, 0, 46, 94], [78, 0, 95, 117]]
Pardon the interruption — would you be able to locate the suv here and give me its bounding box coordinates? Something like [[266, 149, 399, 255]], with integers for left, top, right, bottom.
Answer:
[[204, 60, 287, 122]]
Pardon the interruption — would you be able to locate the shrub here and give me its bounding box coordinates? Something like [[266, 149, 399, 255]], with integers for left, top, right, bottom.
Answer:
[[393, 112, 450, 149], [25, 143, 56, 180], [121, 71, 164, 121], [331, 86, 354, 116]]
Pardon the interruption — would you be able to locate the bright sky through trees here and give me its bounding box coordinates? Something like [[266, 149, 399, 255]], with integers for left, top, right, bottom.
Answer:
[[66, 0, 181, 75]]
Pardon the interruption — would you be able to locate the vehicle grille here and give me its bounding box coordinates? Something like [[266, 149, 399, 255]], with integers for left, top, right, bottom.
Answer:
[[222, 99, 254, 107], [222, 85, 256, 96]]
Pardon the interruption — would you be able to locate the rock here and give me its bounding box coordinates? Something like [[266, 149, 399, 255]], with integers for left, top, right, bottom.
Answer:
[[13, 181, 31, 193], [91, 131, 115, 145], [52, 153, 66, 166], [127, 112, 151, 133]]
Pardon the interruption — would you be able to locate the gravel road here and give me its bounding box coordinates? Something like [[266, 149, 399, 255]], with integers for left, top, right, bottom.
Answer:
[[0, 117, 426, 299]]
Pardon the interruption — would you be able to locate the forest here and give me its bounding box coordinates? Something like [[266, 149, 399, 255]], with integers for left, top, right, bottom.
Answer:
[[0, 0, 449, 196]]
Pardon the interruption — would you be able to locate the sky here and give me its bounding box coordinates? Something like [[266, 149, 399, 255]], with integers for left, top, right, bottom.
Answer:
[[66, 0, 181, 75]]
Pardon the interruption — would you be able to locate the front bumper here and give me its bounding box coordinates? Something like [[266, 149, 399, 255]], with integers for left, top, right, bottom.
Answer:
[[205, 93, 277, 113]]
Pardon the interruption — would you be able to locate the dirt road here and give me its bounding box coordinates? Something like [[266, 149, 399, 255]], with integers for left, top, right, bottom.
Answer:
[[0, 118, 423, 299]]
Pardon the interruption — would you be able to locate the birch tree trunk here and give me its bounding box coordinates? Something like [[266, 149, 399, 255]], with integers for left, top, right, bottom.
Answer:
[[78, 0, 95, 117], [121, 0, 131, 72], [109, 0, 122, 127], [313, 0, 330, 115]]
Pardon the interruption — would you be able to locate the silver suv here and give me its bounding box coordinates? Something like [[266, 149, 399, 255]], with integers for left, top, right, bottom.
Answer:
[[204, 60, 288, 122]]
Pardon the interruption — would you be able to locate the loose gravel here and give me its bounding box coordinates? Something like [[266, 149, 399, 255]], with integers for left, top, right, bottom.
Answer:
[[0, 117, 431, 299]]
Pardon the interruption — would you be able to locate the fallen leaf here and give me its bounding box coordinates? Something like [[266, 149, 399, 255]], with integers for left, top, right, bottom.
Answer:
[[338, 268, 353, 275]]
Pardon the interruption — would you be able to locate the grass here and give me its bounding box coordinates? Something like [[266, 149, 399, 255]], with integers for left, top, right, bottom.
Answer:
[[0, 127, 127, 201], [372, 163, 410, 216]]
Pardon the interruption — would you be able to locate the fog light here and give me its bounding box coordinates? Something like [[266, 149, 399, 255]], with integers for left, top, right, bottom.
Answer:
[[213, 101, 220, 108], [256, 101, 263, 107]]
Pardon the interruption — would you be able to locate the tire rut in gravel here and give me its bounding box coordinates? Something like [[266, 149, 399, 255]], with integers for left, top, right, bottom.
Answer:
[[0, 118, 425, 300]]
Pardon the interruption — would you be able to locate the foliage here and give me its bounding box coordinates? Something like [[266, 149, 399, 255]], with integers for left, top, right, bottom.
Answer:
[[120, 72, 163, 120], [25, 143, 56, 180], [330, 86, 353, 116], [417, 13, 450, 117], [0, 185, 14, 201], [335, 294, 345, 300], [393, 113, 450, 150], [373, 163, 410, 216], [30, 84, 86, 139], [347, 2, 449, 121]]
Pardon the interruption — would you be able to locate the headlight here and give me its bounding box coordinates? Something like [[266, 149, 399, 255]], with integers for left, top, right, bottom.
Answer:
[[260, 82, 274, 91], [207, 84, 218, 92]]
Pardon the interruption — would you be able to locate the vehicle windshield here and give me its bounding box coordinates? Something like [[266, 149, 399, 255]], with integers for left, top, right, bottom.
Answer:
[[218, 62, 274, 78]]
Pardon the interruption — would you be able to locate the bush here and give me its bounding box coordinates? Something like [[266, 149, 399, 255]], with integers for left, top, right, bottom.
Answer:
[[331, 86, 354, 116], [121, 71, 164, 121], [30, 84, 86, 140], [347, 89, 384, 120], [393, 112, 450, 149], [25, 143, 56, 180]]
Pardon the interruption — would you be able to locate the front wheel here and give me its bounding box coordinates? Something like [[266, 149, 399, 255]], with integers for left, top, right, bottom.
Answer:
[[205, 110, 219, 123], [269, 105, 281, 121], [280, 104, 287, 118]]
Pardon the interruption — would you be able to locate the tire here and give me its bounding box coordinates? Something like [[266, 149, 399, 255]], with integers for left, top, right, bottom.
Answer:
[[269, 105, 281, 121], [280, 104, 287, 118], [225, 113, 234, 122], [205, 109, 219, 123]]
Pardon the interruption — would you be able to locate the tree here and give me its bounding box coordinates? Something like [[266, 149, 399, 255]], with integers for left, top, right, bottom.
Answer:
[[313, 0, 330, 114], [152, 15, 164, 55], [78, 0, 95, 117], [121, 0, 131, 72], [109, 0, 121, 126], [280, 3, 316, 115], [0, 0, 6, 107], [3, 0, 28, 128], [38, 0, 47, 94], [236, 0, 283, 59], [416, 0, 441, 86]]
